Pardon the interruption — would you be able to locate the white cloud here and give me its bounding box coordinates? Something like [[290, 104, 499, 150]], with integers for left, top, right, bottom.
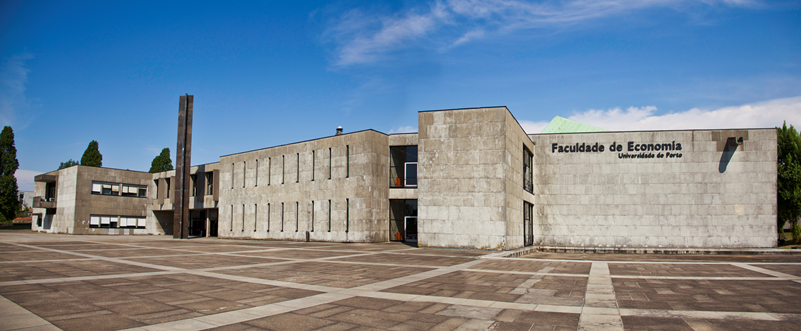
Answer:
[[389, 126, 418, 134], [15, 169, 41, 192], [0, 54, 33, 126], [322, 0, 760, 66], [524, 96, 801, 134], [519, 119, 550, 134]]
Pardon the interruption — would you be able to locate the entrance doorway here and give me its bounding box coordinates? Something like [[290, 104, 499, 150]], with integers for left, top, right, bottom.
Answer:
[[189, 210, 206, 237], [404, 216, 417, 242], [389, 199, 417, 243]]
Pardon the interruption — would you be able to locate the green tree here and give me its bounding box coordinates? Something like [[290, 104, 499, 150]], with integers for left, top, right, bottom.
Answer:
[[58, 159, 79, 169], [777, 121, 801, 243], [80, 140, 102, 167], [0, 126, 20, 223], [149, 148, 174, 173]]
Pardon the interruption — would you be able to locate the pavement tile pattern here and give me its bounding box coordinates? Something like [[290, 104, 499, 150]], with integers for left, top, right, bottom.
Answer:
[[0, 232, 799, 331]]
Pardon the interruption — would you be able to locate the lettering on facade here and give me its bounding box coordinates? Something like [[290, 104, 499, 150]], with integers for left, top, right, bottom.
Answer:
[[550, 141, 683, 159]]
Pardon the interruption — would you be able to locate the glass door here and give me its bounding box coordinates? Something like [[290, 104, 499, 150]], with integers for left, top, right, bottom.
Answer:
[[404, 216, 417, 242]]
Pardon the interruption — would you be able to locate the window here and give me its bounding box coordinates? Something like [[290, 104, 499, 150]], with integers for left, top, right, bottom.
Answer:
[[346, 198, 349, 233], [243, 161, 246, 188], [296, 153, 300, 183], [523, 146, 533, 194], [89, 215, 144, 228], [523, 202, 534, 246], [242, 204, 245, 232], [295, 201, 299, 232], [329, 148, 332, 179], [328, 200, 331, 232], [231, 163, 234, 189], [390, 146, 417, 188], [206, 172, 214, 195], [267, 203, 271, 232], [93, 182, 146, 198], [255, 159, 259, 187], [190, 175, 197, 197], [166, 178, 171, 198], [346, 145, 350, 178], [311, 201, 315, 232], [312, 151, 315, 181], [281, 203, 285, 232], [230, 205, 234, 231], [254, 204, 258, 232], [268, 157, 271, 185], [282, 156, 285, 184]]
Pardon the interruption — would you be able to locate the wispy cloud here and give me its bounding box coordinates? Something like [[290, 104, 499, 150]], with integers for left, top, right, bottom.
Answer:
[[524, 95, 801, 133], [389, 125, 417, 134], [322, 0, 761, 66], [15, 169, 41, 192], [0, 54, 34, 127]]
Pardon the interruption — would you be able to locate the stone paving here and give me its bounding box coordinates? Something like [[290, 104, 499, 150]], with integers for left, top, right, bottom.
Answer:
[[0, 233, 799, 331]]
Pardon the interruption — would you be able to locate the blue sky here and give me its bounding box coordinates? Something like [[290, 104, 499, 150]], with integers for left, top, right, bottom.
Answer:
[[2, 0, 800, 191]]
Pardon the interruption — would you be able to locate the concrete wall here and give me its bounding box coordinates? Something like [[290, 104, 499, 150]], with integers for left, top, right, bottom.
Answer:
[[529, 129, 777, 248], [218, 130, 389, 242], [418, 107, 531, 250]]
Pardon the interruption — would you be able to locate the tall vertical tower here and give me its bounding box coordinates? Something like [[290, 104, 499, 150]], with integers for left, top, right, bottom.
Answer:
[[173, 94, 193, 239]]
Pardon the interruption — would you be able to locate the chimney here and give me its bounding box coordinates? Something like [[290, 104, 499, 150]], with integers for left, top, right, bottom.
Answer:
[[336, 126, 343, 136]]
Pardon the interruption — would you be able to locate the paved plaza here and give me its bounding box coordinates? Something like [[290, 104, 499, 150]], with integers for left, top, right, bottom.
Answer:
[[0, 233, 800, 331]]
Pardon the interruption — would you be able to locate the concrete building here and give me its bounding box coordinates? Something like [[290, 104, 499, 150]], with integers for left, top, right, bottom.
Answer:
[[31, 106, 778, 249]]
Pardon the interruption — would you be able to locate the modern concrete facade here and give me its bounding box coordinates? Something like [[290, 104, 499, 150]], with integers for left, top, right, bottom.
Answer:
[[31, 106, 778, 250]]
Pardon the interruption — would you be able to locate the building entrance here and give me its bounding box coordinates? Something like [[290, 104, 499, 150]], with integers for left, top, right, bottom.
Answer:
[[405, 216, 417, 242], [389, 199, 417, 242]]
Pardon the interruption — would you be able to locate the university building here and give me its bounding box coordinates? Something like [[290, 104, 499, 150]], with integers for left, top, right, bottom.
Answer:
[[31, 103, 778, 249]]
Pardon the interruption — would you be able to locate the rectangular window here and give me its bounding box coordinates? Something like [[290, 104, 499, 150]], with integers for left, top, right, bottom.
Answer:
[[297, 153, 300, 183], [255, 159, 259, 187], [231, 163, 235, 189], [390, 146, 417, 188], [94, 182, 145, 198], [311, 201, 315, 232], [243, 161, 246, 188], [346, 145, 350, 178], [523, 201, 534, 246], [190, 175, 197, 197], [345, 198, 349, 233], [242, 204, 245, 232], [328, 199, 331, 232], [267, 203, 271, 232], [206, 172, 213, 195], [329, 148, 332, 179], [89, 215, 119, 228], [254, 204, 258, 232], [296, 201, 299, 232], [282, 156, 285, 184], [231, 205, 234, 232], [281, 202, 284, 232], [312, 151, 315, 181], [166, 179, 171, 199], [268, 157, 271, 185], [523, 146, 533, 194]]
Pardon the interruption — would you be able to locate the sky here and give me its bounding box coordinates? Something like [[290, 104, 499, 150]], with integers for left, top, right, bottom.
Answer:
[[2, 0, 800, 192]]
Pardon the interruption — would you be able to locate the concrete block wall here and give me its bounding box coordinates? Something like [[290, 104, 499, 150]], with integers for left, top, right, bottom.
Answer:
[[418, 107, 519, 249], [218, 130, 389, 242], [529, 128, 777, 248], [502, 110, 536, 249]]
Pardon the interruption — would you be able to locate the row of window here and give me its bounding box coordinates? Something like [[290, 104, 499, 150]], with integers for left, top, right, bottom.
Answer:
[[91, 182, 147, 198], [229, 199, 349, 233], [89, 215, 146, 228], [231, 146, 351, 189]]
